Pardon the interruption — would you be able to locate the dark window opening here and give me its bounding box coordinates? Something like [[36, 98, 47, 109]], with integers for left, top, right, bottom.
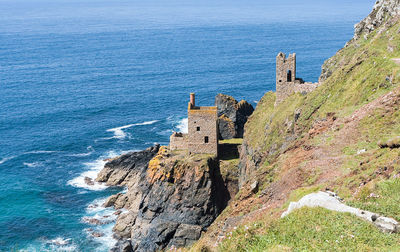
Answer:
[[287, 70, 292, 82], [196, 127, 200, 131], [204, 136, 209, 143], [279, 80, 282, 83]]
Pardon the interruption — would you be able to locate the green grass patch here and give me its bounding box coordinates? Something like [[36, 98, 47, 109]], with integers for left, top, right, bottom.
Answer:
[[348, 178, 400, 220], [219, 207, 400, 252], [220, 138, 243, 145]]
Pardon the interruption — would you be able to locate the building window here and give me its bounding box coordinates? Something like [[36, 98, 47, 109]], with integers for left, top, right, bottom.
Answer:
[[287, 70, 292, 82], [197, 127, 200, 131], [204, 136, 209, 143]]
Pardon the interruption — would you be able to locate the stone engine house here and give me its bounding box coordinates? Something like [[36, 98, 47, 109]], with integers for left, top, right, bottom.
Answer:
[[275, 52, 320, 105], [170, 93, 218, 156]]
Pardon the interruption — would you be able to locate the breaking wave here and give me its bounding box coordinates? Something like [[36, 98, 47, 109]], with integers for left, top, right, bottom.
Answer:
[[82, 197, 122, 251], [22, 237, 78, 252], [67, 151, 119, 191], [106, 120, 159, 140], [176, 118, 188, 134], [0, 155, 17, 165]]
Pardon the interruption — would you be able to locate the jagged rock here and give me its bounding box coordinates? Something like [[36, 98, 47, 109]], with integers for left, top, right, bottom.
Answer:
[[91, 232, 104, 238], [103, 193, 120, 208], [84, 176, 94, 186], [218, 115, 236, 139], [215, 94, 254, 139], [250, 181, 259, 194], [320, 0, 400, 82], [97, 146, 230, 251], [114, 194, 129, 209], [111, 240, 133, 252], [96, 145, 160, 186], [82, 217, 103, 225], [354, 0, 400, 40], [113, 212, 136, 239], [236, 100, 255, 137]]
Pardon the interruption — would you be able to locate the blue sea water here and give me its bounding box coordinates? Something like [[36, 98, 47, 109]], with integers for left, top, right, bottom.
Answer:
[[0, 0, 374, 250]]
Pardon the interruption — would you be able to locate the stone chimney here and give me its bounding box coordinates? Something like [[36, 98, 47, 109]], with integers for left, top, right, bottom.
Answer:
[[190, 93, 195, 107]]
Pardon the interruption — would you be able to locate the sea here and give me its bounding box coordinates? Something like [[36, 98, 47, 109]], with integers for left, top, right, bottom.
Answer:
[[0, 0, 374, 251]]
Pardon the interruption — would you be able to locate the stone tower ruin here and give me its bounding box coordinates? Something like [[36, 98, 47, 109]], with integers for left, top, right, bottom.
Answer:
[[187, 93, 218, 155], [275, 52, 320, 105], [170, 93, 218, 156]]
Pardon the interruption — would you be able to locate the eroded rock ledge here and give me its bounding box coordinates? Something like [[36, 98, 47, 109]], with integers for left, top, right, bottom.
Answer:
[[96, 145, 232, 251]]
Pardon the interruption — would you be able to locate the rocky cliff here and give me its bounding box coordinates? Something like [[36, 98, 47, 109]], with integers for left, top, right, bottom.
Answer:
[[94, 1, 400, 251], [192, 0, 400, 250], [354, 0, 400, 40], [320, 0, 400, 82], [215, 94, 254, 140], [96, 145, 233, 251]]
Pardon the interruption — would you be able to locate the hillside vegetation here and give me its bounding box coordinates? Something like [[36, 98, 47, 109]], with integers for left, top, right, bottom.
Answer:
[[190, 2, 400, 251]]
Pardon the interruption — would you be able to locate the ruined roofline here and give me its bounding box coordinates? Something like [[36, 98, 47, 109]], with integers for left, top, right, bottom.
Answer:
[[187, 93, 217, 113], [188, 103, 217, 111], [275, 51, 319, 106], [277, 52, 296, 61]]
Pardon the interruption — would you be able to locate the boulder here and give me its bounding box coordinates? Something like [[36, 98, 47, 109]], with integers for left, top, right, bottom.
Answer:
[[84, 176, 94, 186]]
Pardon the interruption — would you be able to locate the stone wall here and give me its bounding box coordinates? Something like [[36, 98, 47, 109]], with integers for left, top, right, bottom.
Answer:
[[293, 82, 321, 94], [275, 52, 320, 105], [188, 105, 218, 156], [170, 132, 188, 151]]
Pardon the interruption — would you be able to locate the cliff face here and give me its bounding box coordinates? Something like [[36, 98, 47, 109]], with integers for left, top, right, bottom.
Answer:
[[354, 0, 400, 40], [193, 1, 400, 250], [215, 94, 254, 140], [96, 146, 231, 251], [320, 0, 400, 82]]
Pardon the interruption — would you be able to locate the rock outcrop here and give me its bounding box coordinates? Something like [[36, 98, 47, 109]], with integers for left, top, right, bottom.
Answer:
[[320, 0, 400, 83], [215, 94, 254, 139], [354, 0, 400, 40], [97, 146, 231, 251]]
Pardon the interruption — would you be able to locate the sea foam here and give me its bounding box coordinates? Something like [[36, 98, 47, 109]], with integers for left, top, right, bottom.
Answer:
[[106, 120, 159, 139], [0, 155, 16, 165], [67, 149, 136, 191], [23, 237, 78, 252], [67, 157, 109, 191], [68, 146, 95, 157], [176, 118, 188, 134], [23, 162, 42, 167], [83, 197, 120, 251]]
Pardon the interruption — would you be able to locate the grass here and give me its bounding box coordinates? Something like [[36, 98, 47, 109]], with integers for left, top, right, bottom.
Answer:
[[191, 17, 400, 252], [219, 207, 400, 252], [348, 178, 400, 220], [219, 138, 243, 145]]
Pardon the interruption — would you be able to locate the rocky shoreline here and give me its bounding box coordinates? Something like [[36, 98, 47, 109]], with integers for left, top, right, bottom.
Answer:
[[92, 145, 231, 251], [83, 94, 251, 251]]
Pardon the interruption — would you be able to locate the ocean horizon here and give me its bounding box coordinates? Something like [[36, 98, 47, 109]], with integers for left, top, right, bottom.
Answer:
[[0, 0, 374, 250]]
